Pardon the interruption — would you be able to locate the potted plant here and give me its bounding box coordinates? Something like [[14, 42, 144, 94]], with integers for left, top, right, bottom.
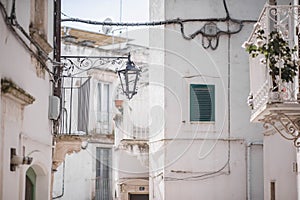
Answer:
[[243, 26, 298, 91], [114, 99, 124, 109]]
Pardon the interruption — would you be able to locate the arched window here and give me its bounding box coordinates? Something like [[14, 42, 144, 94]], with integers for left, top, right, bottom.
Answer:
[[25, 167, 36, 200]]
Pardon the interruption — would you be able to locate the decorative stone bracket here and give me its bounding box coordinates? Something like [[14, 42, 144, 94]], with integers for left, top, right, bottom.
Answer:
[[1, 79, 35, 106], [52, 136, 82, 171], [118, 139, 149, 167], [118, 139, 149, 154]]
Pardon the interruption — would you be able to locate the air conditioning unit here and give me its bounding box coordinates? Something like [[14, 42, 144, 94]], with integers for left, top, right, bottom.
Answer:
[[48, 95, 60, 120]]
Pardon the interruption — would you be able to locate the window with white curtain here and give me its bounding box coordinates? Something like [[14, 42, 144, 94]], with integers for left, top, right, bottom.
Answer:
[[97, 82, 110, 134]]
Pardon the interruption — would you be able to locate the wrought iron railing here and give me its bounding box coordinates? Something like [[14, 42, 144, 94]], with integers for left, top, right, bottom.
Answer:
[[132, 125, 149, 139], [90, 111, 113, 134], [60, 76, 90, 135], [117, 122, 149, 140], [59, 77, 113, 135], [247, 5, 300, 115]]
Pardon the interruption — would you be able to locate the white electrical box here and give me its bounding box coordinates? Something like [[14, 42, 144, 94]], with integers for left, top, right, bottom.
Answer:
[[48, 95, 60, 120]]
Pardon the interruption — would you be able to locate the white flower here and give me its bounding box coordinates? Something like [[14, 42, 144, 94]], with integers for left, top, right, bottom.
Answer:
[[282, 56, 289, 62], [284, 30, 289, 37], [277, 30, 283, 37], [247, 92, 254, 109], [260, 58, 266, 64], [256, 39, 264, 47], [241, 41, 252, 49], [277, 59, 285, 67], [253, 22, 261, 29]]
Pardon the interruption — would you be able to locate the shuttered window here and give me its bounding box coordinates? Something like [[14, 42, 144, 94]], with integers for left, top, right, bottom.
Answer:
[[190, 84, 215, 122], [96, 148, 112, 200]]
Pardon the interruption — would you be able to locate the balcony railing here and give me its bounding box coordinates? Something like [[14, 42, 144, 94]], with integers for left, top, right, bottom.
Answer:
[[117, 122, 149, 140], [59, 76, 113, 135], [132, 125, 149, 139], [247, 4, 300, 122]]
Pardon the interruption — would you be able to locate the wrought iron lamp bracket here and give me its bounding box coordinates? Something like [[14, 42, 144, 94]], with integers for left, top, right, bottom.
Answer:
[[263, 112, 300, 147], [61, 56, 128, 76], [60, 55, 141, 100]]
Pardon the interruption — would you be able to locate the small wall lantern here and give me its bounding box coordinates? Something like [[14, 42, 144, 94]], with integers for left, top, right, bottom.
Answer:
[[117, 53, 141, 100], [10, 148, 33, 171]]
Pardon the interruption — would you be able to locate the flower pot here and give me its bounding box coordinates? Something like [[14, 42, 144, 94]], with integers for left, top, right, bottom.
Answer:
[[114, 99, 123, 109]]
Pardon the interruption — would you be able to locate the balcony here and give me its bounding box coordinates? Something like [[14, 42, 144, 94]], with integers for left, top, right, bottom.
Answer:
[[247, 4, 300, 123], [59, 76, 113, 135], [247, 4, 300, 146]]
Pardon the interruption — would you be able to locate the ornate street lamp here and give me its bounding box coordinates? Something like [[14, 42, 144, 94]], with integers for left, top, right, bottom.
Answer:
[[117, 53, 141, 100]]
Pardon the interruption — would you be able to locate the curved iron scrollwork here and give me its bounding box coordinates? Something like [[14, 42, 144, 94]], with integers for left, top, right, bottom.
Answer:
[[200, 23, 221, 50], [263, 113, 300, 147], [185, 21, 242, 50], [61, 56, 127, 76]]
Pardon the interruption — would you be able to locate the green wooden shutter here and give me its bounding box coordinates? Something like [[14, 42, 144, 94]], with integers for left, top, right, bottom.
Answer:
[[190, 84, 215, 121]]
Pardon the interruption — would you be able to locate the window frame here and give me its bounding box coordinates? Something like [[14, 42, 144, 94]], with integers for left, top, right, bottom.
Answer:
[[95, 147, 112, 200], [189, 84, 215, 122], [97, 82, 110, 122]]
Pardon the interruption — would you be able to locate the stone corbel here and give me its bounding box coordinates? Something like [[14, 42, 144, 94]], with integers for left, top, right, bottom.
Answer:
[[52, 136, 82, 170], [118, 139, 149, 167]]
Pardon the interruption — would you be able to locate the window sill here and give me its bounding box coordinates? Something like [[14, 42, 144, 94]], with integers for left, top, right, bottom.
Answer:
[[188, 121, 216, 124]]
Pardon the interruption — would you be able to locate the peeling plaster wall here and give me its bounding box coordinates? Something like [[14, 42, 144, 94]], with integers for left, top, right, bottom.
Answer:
[[52, 142, 114, 200], [54, 36, 151, 200], [52, 42, 118, 200], [0, 0, 53, 199]]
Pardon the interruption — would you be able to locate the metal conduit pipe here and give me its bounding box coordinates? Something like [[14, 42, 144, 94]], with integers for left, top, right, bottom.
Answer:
[[247, 141, 263, 200]]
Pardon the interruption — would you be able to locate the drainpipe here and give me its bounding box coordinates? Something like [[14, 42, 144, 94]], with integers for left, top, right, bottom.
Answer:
[[247, 141, 263, 200], [51, 0, 61, 199], [52, 161, 65, 199]]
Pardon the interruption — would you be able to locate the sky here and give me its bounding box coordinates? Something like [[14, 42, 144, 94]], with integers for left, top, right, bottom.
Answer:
[[61, 0, 149, 33]]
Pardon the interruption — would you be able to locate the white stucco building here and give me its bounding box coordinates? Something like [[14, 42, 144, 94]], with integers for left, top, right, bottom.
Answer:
[[52, 26, 150, 200], [147, 0, 266, 199], [55, 0, 300, 200], [245, 0, 300, 199], [0, 0, 54, 199], [14, 0, 298, 200]]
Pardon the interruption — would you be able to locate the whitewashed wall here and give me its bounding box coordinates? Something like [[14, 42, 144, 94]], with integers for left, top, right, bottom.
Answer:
[[148, 0, 272, 199], [263, 131, 297, 199], [0, 0, 53, 199], [53, 142, 114, 200], [55, 33, 151, 199]]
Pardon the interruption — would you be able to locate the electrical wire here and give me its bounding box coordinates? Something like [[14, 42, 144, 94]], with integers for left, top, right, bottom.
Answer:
[[0, 0, 256, 182], [155, 0, 238, 181], [58, 0, 245, 180], [61, 0, 257, 43], [0, 0, 55, 78]]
